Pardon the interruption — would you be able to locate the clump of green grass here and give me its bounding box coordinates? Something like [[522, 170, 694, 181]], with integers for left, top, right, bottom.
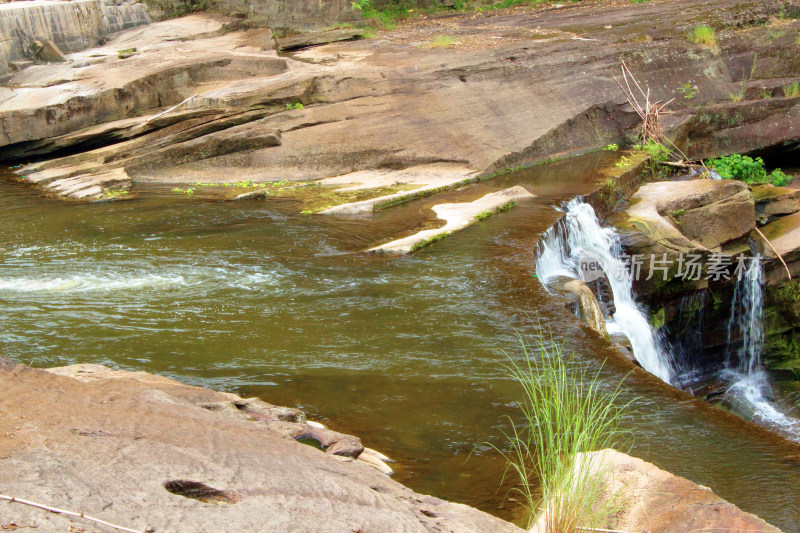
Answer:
[[430, 35, 457, 47], [171, 187, 195, 196], [494, 334, 629, 532], [411, 232, 449, 252], [783, 82, 800, 98], [475, 200, 517, 222], [707, 153, 792, 186], [689, 25, 717, 48], [285, 102, 305, 111], [102, 188, 129, 199], [760, 87, 773, 99], [728, 86, 745, 101], [602, 143, 619, 151], [117, 47, 138, 59]]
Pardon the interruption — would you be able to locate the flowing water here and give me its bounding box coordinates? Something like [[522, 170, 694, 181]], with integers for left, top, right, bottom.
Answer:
[[724, 256, 800, 439], [2, 155, 800, 530], [535, 199, 676, 384]]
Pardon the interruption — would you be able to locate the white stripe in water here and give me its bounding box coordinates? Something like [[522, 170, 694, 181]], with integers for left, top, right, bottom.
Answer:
[[0, 274, 186, 292]]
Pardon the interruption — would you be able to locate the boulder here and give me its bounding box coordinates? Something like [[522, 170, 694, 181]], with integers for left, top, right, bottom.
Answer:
[[547, 276, 608, 337], [754, 184, 800, 224], [680, 189, 755, 249], [531, 449, 783, 533]]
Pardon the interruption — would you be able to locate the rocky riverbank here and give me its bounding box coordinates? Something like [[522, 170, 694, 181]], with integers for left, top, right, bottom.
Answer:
[[0, 356, 786, 532]]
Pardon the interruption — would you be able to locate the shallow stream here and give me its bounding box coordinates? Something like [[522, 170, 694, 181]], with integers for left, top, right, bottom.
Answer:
[[2, 154, 799, 529]]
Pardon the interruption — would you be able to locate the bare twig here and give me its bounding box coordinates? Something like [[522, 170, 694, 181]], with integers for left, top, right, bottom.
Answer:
[[144, 94, 197, 124], [575, 527, 647, 533], [754, 226, 792, 281], [0, 494, 150, 533]]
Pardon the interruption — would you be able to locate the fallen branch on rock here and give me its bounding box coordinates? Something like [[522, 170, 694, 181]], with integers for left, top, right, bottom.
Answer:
[[0, 494, 151, 533], [754, 226, 793, 281]]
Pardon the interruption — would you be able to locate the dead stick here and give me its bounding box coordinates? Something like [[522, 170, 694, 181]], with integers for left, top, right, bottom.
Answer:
[[0, 494, 148, 533], [753, 226, 792, 280], [144, 94, 197, 124], [575, 527, 630, 533]]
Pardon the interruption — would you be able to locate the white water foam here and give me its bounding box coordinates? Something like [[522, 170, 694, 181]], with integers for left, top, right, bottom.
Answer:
[[536, 199, 676, 384], [0, 274, 187, 293], [724, 257, 800, 437]]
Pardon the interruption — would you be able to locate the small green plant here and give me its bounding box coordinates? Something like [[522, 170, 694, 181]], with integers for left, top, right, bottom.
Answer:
[[728, 86, 745, 101], [430, 35, 457, 47], [234, 179, 255, 188], [602, 143, 619, 151], [707, 154, 792, 186], [760, 87, 773, 99], [615, 155, 632, 168], [285, 102, 305, 111], [671, 208, 685, 221], [634, 140, 671, 162], [783, 82, 800, 98], [492, 334, 630, 531], [301, 209, 313, 215], [689, 25, 717, 48], [630, 0, 649, 3], [272, 179, 291, 187], [102, 188, 129, 199], [677, 82, 698, 100], [171, 187, 195, 196], [117, 47, 138, 59]]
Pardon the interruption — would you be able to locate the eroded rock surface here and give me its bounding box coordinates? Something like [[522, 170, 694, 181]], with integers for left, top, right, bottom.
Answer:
[[3, 0, 799, 200], [567, 449, 783, 533], [0, 357, 524, 533]]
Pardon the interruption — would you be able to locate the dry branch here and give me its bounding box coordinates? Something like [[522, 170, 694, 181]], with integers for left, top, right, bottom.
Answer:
[[0, 494, 151, 533]]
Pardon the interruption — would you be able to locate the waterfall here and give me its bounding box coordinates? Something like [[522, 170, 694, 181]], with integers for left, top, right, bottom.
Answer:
[[727, 256, 766, 376], [535, 199, 676, 384], [724, 256, 800, 435]]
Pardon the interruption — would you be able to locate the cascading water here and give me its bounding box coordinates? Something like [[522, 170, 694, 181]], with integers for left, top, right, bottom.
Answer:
[[723, 257, 800, 435], [535, 199, 676, 384]]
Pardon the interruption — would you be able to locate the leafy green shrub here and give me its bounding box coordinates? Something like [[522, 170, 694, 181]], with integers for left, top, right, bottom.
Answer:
[[707, 154, 792, 186]]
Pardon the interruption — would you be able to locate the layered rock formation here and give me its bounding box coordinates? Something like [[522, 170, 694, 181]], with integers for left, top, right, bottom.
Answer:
[[2, 0, 799, 202], [0, 0, 151, 75], [0, 356, 525, 533]]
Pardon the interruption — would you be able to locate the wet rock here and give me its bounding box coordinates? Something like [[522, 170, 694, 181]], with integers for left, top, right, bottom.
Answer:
[[369, 186, 535, 254], [754, 185, 800, 223], [547, 276, 608, 337]]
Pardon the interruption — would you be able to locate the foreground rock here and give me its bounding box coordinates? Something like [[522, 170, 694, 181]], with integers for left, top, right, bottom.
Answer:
[[561, 449, 783, 533], [0, 356, 523, 533]]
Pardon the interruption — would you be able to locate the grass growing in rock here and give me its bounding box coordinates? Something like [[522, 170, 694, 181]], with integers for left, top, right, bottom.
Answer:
[[410, 231, 449, 252], [494, 334, 629, 532], [690, 25, 717, 49], [475, 200, 517, 222], [784, 82, 800, 98], [429, 35, 458, 47], [707, 154, 791, 186]]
